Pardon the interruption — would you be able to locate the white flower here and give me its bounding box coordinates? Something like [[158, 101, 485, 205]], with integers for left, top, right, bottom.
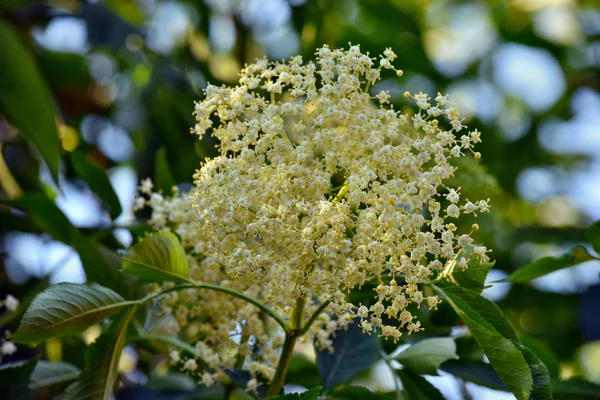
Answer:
[[183, 359, 198, 371], [170, 350, 180, 363], [140, 178, 153, 194], [4, 295, 19, 312], [1, 341, 16, 355]]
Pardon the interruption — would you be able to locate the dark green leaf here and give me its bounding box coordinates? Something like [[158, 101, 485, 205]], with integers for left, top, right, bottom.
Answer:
[[501, 246, 595, 284], [440, 359, 507, 391], [395, 337, 458, 375], [586, 220, 600, 254], [519, 334, 560, 379], [0, 21, 60, 179], [518, 345, 553, 400], [122, 231, 191, 283], [29, 361, 80, 393], [331, 386, 393, 400], [316, 321, 381, 390], [552, 378, 600, 400], [397, 369, 445, 400], [433, 284, 532, 400], [145, 372, 197, 391], [0, 358, 38, 400], [12, 283, 137, 347], [154, 146, 177, 193], [63, 307, 138, 400], [267, 386, 322, 400], [69, 150, 122, 219]]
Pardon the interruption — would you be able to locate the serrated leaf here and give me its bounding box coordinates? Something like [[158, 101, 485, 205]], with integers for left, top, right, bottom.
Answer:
[[12, 283, 137, 347], [395, 338, 458, 375], [316, 321, 381, 390], [122, 232, 191, 283], [501, 246, 595, 284], [0, 358, 38, 400], [29, 361, 80, 391], [441, 284, 520, 343], [154, 146, 177, 193], [331, 386, 393, 400], [397, 369, 445, 400], [0, 21, 60, 180], [552, 378, 600, 400], [267, 386, 322, 400], [69, 150, 122, 219], [433, 284, 532, 400], [63, 307, 137, 400], [586, 220, 600, 254], [440, 359, 507, 391], [518, 345, 553, 400], [451, 250, 495, 294]]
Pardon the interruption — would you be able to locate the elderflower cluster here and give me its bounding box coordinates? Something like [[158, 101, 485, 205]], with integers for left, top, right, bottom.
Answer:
[[136, 45, 490, 386]]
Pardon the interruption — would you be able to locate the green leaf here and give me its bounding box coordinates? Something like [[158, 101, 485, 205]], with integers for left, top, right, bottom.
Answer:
[[552, 378, 600, 400], [395, 337, 458, 375], [267, 386, 322, 400], [122, 231, 191, 283], [501, 246, 595, 284], [330, 386, 393, 400], [440, 359, 507, 391], [397, 369, 445, 400], [69, 150, 122, 219], [315, 321, 381, 390], [0, 21, 60, 179], [154, 146, 177, 193], [586, 220, 600, 254], [0, 358, 38, 400], [29, 361, 80, 393], [518, 345, 553, 400], [62, 307, 137, 400], [451, 252, 495, 294], [433, 284, 532, 400], [519, 334, 560, 379], [12, 283, 137, 347]]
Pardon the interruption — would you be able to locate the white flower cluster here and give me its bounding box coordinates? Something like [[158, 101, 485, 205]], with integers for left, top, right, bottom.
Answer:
[[137, 45, 490, 385]]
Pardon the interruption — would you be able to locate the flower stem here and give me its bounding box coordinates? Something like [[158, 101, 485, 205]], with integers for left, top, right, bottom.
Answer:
[[143, 283, 287, 330], [266, 297, 305, 397]]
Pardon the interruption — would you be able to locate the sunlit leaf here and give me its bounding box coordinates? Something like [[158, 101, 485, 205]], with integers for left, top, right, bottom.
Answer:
[[12, 283, 137, 347], [395, 337, 458, 375], [122, 232, 191, 283]]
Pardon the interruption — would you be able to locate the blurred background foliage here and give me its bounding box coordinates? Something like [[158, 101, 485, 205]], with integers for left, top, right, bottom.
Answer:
[[1, 0, 600, 398]]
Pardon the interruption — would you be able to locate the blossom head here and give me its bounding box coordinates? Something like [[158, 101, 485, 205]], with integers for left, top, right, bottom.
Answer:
[[140, 44, 490, 382]]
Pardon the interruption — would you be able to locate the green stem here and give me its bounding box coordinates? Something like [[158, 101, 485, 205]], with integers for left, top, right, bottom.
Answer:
[[300, 297, 333, 335], [266, 298, 306, 397], [142, 283, 287, 330]]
